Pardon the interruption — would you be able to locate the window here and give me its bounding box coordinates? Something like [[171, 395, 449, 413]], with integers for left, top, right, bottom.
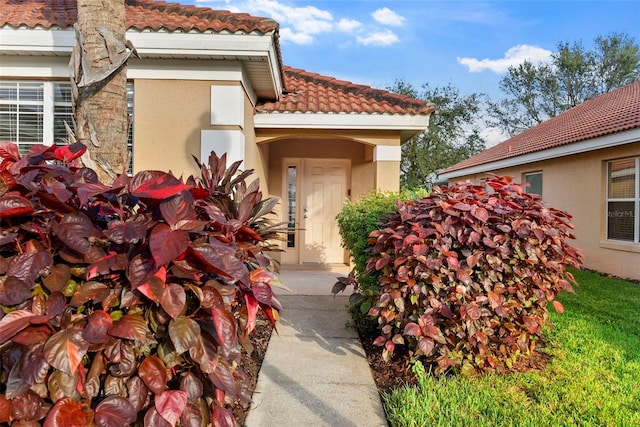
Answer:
[[524, 171, 543, 196], [606, 157, 639, 243], [0, 82, 44, 155], [286, 165, 297, 248], [1, 81, 134, 173]]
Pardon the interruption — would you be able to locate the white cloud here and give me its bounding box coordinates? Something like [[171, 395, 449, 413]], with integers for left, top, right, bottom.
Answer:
[[357, 29, 400, 47], [336, 18, 362, 32], [371, 7, 405, 26], [280, 27, 314, 45], [480, 127, 508, 147], [457, 44, 553, 73]]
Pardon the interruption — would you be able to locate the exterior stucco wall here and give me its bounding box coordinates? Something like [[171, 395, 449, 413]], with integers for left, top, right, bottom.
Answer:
[[448, 142, 640, 280], [133, 79, 258, 183]]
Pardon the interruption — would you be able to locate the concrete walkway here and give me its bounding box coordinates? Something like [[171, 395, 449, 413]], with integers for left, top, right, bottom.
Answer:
[[245, 269, 388, 426]]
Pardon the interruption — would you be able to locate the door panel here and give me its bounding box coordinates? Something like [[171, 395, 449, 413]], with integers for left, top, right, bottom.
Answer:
[[301, 159, 349, 264]]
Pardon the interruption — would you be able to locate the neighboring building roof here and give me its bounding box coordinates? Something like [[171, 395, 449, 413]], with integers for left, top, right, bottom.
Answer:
[[0, 0, 279, 34], [256, 66, 435, 116], [441, 80, 640, 178]]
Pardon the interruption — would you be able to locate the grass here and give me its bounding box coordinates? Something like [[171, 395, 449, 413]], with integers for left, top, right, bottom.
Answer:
[[383, 269, 640, 427]]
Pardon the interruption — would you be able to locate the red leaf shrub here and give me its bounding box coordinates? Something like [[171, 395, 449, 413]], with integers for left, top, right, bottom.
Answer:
[[0, 143, 283, 425], [366, 176, 582, 373]]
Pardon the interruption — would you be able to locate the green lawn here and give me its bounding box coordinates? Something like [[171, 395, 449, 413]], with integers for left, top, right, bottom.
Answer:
[[383, 269, 640, 427]]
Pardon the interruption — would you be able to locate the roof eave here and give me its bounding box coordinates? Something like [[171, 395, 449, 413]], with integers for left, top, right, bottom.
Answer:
[[254, 112, 430, 138], [0, 26, 284, 99], [438, 127, 640, 181]]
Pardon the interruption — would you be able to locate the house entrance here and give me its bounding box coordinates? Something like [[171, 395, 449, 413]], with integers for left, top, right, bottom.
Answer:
[[282, 158, 349, 265]]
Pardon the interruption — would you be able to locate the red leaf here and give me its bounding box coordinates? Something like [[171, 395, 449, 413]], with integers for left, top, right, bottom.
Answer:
[[43, 397, 91, 427], [155, 390, 187, 425], [0, 195, 34, 218], [127, 253, 156, 290], [552, 300, 564, 314], [82, 310, 113, 344], [11, 390, 51, 421], [138, 274, 167, 304], [94, 396, 136, 427], [144, 407, 172, 427], [212, 405, 235, 427], [86, 253, 128, 280], [403, 322, 422, 336], [70, 281, 109, 307], [0, 310, 36, 343], [466, 303, 482, 321], [0, 276, 31, 306], [372, 336, 387, 346], [43, 329, 89, 376], [0, 141, 20, 161], [251, 281, 273, 305], [130, 170, 190, 200], [210, 307, 238, 358], [150, 224, 189, 267], [53, 142, 86, 162], [160, 194, 197, 228], [104, 220, 147, 244], [52, 212, 96, 253], [108, 314, 148, 341], [160, 283, 186, 319], [418, 337, 435, 355], [180, 373, 204, 403], [523, 315, 540, 334], [186, 244, 248, 282], [245, 294, 259, 335], [471, 206, 490, 222], [181, 403, 204, 427], [139, 356, 167, 395], [0, 394, 10, 424], [43, 264, 72, 292], [208, 360, 235, 395], [168, 316, 201, 354]]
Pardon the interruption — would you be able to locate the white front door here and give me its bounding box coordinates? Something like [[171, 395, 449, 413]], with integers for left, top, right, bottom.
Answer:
[[300, 159, 349, 264]]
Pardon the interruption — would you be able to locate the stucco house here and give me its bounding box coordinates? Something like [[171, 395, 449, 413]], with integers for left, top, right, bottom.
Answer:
[[0, 0, 434, 267], [439, 81, 640, 280]]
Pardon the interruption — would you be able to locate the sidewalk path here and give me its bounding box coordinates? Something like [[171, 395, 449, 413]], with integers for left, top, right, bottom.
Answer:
[[245, 270, 387, 426]]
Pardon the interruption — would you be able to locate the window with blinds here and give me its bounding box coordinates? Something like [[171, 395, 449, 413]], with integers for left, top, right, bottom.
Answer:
[[606, 157, 639, 243], [1, 81, 134, 174], [0, 82, 44, 155]]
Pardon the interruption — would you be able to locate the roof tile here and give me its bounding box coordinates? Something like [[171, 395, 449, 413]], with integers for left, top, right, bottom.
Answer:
[[256, 66, 435, 116], [0, 0, 278, 34], [443, 81, 640, 174]]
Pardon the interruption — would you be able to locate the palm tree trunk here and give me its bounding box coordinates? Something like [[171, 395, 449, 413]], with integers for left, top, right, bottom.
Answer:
[[73, 0, 128, 185]]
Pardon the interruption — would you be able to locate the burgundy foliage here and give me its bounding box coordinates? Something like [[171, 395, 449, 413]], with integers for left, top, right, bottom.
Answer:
[[0, 141, 283, 426], [365, 176, 582, 374]]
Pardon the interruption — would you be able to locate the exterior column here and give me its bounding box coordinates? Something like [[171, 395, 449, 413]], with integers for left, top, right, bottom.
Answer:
[[373, 145, 402, 191]]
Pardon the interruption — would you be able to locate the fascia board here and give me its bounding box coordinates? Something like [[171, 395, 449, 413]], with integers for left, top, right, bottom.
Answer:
[[254, 112, 429, 131], [438, 127, 640, 181], [0, 27, 274, 56]]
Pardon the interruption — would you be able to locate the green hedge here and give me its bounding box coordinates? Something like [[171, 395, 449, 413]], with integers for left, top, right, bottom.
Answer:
[[336, 188, 428, 298]]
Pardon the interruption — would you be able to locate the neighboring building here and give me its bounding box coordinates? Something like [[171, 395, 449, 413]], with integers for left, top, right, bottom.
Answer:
[[0, 0, 434, 267], [439, 81, 640, 280]]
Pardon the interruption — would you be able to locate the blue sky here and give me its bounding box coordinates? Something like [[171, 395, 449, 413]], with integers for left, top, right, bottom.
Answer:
[[189, 0, 640, 99]]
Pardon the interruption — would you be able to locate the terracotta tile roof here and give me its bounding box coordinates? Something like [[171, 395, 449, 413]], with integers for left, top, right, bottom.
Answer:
[[0, 0, 279, 34], [443, 81, 640, 175], [255, 66, 435, 115]]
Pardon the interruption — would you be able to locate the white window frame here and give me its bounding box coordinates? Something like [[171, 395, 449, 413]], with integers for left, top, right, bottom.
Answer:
[[606, 157, 639, 244], [1, 80, 134, 173], [523, 171, 543, 196]]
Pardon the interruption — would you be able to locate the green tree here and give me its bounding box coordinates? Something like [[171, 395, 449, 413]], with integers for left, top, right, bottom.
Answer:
[[490, 32, 640, 136], [389, 81, 487, 189]]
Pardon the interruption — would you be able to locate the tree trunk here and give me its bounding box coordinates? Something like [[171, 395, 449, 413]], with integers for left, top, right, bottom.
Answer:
[[73, 0, 128, 185]]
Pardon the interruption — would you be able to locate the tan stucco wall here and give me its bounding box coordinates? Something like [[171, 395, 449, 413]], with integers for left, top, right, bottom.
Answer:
[[132, 79, 261, 186], [448, 142, 640, 280]]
